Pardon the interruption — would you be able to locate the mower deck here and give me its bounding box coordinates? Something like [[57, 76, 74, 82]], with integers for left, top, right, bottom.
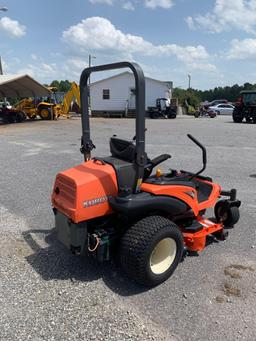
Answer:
[[182, 218, 223, 252]]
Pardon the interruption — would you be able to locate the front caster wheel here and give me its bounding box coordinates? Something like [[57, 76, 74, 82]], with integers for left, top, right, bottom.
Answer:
[[215, 201, 240, 228], [213, 230, 229, 241], [120, 216, 184, 287]]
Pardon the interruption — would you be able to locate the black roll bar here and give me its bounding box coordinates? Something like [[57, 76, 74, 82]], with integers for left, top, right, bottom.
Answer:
[[79, 61, 147, 193], [187, 134, 207, 179]]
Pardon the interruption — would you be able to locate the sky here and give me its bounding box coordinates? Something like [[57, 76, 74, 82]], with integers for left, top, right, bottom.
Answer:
[[1, 0, 256, 89]]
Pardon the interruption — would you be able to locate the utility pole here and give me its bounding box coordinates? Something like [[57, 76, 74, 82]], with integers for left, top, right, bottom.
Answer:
[[0, 6, 8, 75], [88, 54, 96, 115], [0, 56, 3, 75], [188, 74, 191, 89], [0, 6, 8, 104], [88, 54, 96, 85]]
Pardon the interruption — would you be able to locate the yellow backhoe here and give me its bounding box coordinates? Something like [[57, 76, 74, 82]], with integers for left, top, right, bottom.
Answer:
[[15, 82, 80, 120]]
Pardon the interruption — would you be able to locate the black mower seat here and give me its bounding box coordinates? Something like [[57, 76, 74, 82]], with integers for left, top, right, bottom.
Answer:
[[109, 137, 172, 189], [100, 156, 137, 193], [110, 137, 171, 168], [110, 137, 135, 163]]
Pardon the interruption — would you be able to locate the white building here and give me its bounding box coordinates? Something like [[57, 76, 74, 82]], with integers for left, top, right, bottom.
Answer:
[[90, 71, 172, 116]]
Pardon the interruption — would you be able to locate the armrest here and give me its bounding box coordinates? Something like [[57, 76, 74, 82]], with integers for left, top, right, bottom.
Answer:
[[150, 154, 171, 168]]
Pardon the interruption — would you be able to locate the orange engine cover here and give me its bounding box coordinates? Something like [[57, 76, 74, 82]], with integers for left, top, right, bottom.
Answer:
[[52, 160, 118, 223]]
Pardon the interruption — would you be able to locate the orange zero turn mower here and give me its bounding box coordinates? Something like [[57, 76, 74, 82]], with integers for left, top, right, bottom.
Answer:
[[52, 62, 241, 287]]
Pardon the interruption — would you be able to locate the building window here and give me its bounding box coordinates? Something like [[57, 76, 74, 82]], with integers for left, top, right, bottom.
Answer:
[[103, 89, 110, 100]]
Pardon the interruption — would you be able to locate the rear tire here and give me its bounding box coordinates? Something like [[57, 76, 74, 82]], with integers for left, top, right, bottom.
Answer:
[[233, 116, 243, 123], [232, 108, 243, 123], [7, 115, 16, 123], [150, 112, 159, 119], [39, 108, 51, 120], [15, 111, 26, 123], [120, 216, 184, 287], [168, 114, 177, 119]]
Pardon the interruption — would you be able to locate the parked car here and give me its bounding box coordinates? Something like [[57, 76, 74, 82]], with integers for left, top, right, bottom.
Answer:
[[208, 99, 228, 106], [209, 103, 235, 115], [201, 99, 228, 107]]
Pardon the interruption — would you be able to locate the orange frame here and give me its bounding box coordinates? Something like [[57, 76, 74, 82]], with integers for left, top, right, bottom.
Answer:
[[182, 218, 223, 251]]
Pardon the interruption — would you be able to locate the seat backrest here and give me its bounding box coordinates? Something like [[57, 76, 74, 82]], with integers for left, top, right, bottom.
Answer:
[[109, 137, 135, 163], [102, 156, 137, 194]]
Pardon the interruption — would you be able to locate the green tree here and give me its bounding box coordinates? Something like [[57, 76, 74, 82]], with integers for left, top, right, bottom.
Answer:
[[59, 80, 72, 92], [50, 80, 60, 89], [173, 88, 201, 108], [49, 80, 72, 92], [173, 82, 256, 105]]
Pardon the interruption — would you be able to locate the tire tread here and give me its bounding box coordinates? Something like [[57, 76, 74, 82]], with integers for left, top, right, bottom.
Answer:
[[120, 215, 183, 286]]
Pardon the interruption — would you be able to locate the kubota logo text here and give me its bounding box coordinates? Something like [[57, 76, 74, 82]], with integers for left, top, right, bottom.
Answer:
[[83, 195, 111, 208]]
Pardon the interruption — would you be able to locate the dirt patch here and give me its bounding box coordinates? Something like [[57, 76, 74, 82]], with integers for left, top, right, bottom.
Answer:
[[228, 264, 254, 272], [215, 296, 226, 303], [14, 238, 32, 257], [0, 234, 32, 258], [224, 264, 254, 279], [215, 263, 255, 303], [224, 268, 242, 279], [223, 282, 241, 297]]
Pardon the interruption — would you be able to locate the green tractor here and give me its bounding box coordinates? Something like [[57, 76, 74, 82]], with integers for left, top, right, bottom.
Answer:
[[233, 90, 256, 123]]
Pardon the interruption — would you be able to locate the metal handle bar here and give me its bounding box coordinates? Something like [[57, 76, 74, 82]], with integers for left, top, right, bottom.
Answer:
[[187, 134, 207, 179]]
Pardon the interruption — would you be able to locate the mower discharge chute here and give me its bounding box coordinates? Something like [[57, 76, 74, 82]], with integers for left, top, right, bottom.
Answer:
[[52, 62, 241, 287]]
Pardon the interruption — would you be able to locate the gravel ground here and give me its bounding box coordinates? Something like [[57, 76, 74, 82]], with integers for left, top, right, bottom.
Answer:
[[0, 115, 255, 341]]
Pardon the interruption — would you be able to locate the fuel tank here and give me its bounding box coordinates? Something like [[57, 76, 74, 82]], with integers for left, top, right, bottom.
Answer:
[[52, 160, 118, 223]]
